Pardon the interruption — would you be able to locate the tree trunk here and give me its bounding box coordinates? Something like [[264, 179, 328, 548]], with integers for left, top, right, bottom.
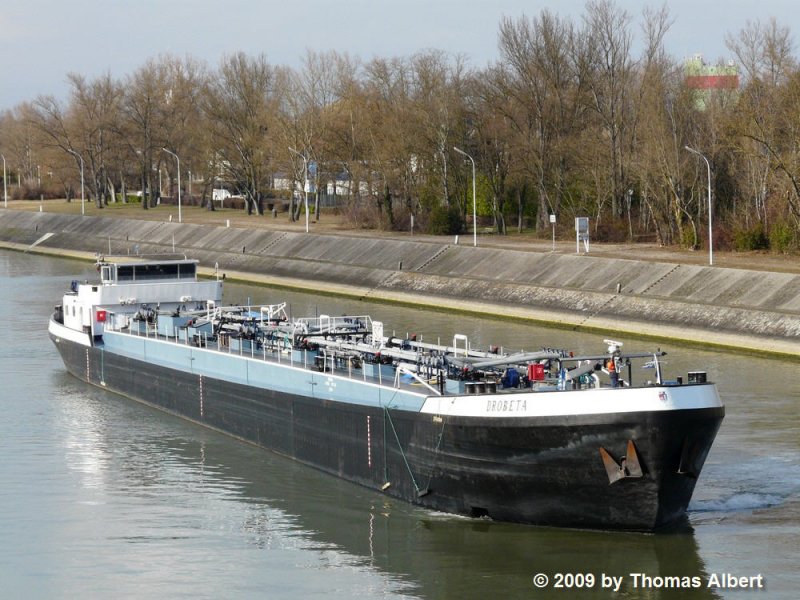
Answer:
[[141, 169, 149, 210], [537, 184, 549, 231], [292, 193, 303, 221], [256, 191, 264, 216], [383, 186, 394, 227]]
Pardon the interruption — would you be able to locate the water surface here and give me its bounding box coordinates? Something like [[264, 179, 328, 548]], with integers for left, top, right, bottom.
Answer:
[[1, 251, 797, 599]]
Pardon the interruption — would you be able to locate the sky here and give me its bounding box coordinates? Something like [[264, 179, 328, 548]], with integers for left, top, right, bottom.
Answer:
[[1, 0, 798, 111]]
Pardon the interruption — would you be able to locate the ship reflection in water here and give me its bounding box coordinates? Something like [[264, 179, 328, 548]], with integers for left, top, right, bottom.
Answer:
[[59, 377, 721, 599]]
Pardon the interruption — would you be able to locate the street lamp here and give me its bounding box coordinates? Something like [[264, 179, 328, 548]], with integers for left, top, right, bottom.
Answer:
[[66, 149, 85, 216], [684, 145, 713, 266], [453, 146, 477, 247], [288, 146, 309, 233], [162, 148, 182, 223], [1, 153, 7, 208]]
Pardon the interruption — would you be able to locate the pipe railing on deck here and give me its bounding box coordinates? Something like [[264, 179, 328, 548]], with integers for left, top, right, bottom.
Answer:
[[107, 310, 428, 393]]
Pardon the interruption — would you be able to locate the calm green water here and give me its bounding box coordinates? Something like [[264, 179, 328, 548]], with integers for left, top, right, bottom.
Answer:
[[1, 251, 798, 599]]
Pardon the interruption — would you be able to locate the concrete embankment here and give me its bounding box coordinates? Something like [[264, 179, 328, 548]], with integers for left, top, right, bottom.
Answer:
[[1, 209, 798, 358]]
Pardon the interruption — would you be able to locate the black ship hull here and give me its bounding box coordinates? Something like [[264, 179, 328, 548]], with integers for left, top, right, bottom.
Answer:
[[51, 333, 724, 532]]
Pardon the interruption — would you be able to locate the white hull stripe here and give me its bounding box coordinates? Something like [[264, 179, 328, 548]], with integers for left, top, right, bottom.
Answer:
[[48, 318, 92, 347], [419, 385, 722, 418]]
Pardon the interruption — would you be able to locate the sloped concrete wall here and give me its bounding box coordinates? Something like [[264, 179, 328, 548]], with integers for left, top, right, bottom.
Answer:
[[1, 210, 798, 355]]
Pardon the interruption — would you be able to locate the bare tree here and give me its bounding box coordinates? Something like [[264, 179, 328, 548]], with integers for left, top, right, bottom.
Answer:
[[726, 20, 800, 231], [158, 56, 210, 210], [361, 56, 416, 227], [726, 18, 796, 86], [467, 66, 513, 234], [498, 11, 587, 231], [67, 73, 122, 207], [202, 53, 278, 216], [28, 73, 122, 209], [120, 58, 172, 210], [0, 106, 41, 191], [583, 0, 635, 220], [323, 53, 368, 212]]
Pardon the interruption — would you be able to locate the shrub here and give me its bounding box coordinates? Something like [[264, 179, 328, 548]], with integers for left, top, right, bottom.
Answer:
[[426, 203, 463, 235], [769, 221, 796, 253], [711, 223, 734, 252], [338, 196, 384, 229], [592, 219, 629, 243], [732, 223, 769, 251], [679, 223, 698, 250]]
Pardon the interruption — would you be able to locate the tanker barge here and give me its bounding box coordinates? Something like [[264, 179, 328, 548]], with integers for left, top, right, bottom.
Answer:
[[48, 256, 724, 531]]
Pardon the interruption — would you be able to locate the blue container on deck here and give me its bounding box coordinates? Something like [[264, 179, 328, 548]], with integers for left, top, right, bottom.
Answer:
[[157, 313, 191, 337], [187, 319, 213, 338], [363, 363, 395, 381], [446, 379, 465, 394]]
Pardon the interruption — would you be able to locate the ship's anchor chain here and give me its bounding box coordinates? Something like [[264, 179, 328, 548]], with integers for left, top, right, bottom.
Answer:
[[382, 406, 445, 498], [599, 440, 644, 484]]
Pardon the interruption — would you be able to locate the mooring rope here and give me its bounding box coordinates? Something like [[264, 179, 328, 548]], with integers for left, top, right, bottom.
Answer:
[[383, 403, 449, 497], [422, 416, 448, 493], [383, 405, 422, 495]]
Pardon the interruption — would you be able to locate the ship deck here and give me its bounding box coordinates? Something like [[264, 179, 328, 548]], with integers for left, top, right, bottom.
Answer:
[[105, 322, 445, 397], [101, 319, 571, 400]]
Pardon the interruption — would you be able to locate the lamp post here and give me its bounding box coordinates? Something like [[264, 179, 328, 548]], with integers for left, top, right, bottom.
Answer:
[[66, 149, 85, 216], [162, 148, 182, 223], [1, 153, 7, 208], [684, 145, 713, 266], [453, 146, 477, 247], [288, 146, 309, 233]]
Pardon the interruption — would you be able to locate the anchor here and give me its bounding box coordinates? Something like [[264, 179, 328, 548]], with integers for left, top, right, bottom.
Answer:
[[599, 440, 644, 484]]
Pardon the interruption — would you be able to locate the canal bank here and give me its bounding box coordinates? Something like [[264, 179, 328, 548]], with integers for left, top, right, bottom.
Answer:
[[1, 209, 798, 358]]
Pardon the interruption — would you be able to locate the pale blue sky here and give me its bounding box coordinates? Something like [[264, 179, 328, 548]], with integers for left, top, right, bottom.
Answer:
[[1, 0, 796, 110]]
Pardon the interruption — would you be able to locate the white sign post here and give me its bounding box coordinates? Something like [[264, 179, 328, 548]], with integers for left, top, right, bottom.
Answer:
[[575, 217, 589, 254], [549, 214, 556, 252]]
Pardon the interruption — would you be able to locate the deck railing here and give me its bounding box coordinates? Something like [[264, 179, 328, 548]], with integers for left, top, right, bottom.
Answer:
[[104, 309, 430, 393]]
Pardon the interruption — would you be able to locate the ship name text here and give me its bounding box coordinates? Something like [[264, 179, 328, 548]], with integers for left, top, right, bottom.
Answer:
[[485, 398, 528, 413]]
